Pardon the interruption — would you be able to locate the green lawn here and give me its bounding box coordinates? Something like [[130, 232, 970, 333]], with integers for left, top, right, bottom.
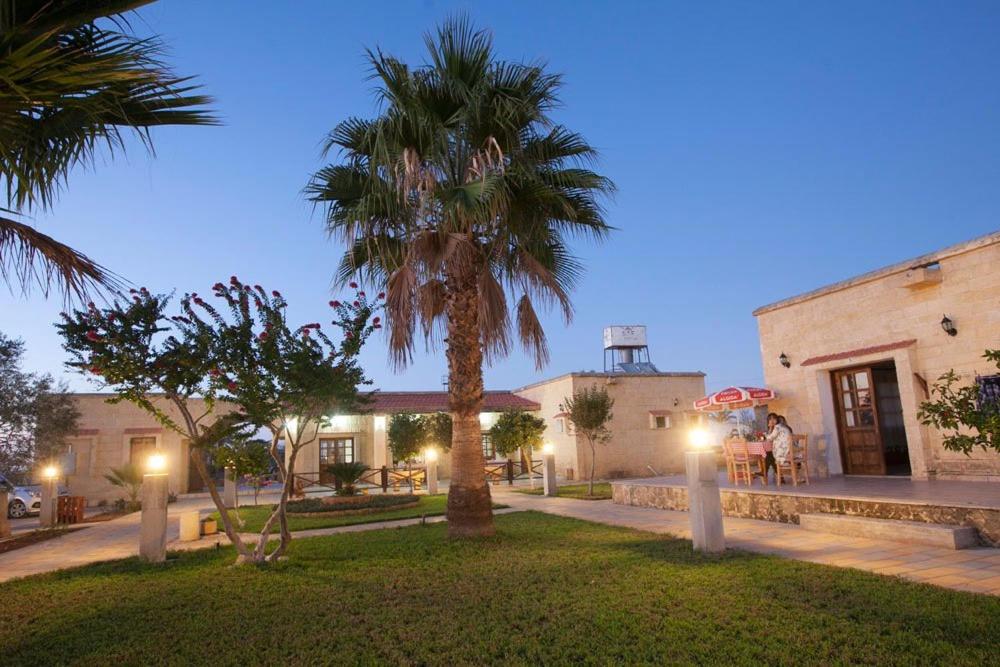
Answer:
[[1, 513, 998, 666], [216, 494, 504, 533], [516, 482, 613, 499]]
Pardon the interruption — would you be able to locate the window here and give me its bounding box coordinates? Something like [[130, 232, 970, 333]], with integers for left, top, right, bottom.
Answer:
[[649, 413, 671, 429], [319, 437, 354, 466], [481, 433, 495, 460], [129, 437, 157, 468]]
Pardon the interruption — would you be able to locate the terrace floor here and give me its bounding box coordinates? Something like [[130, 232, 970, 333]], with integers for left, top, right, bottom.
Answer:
[[626, 473, 1000, 509]]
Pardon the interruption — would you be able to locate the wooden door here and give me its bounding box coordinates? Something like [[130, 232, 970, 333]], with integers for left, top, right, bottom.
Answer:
[[833, 367, 885, 475]]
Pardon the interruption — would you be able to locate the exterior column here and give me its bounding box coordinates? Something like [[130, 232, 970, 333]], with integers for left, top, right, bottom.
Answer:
[[223, 466, 237, 509], [543, 452, 558, 497], [140, 472, 169, 563], [372, 416, 388, 470], [426, 460, 439, 495], [685, 450, 725, 553], [39, 477, 59, 528]]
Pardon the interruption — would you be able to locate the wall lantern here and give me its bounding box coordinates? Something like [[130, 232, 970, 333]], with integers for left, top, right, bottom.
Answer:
[[41, 465, 60, 480], [940, 315, 957, 337], [779, 352, 791, 368]]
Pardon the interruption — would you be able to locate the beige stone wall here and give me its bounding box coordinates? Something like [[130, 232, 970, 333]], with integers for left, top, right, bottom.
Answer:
[[515, 373, 707, 481], [755, 234, 1000, 481], [66, 394, 217, 504]]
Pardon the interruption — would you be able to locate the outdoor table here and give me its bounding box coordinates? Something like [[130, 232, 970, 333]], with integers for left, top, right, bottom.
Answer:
[[746, 440, 772, 484]]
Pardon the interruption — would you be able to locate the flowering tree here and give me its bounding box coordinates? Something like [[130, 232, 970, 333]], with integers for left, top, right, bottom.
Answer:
[[57, 278, 377, 564]]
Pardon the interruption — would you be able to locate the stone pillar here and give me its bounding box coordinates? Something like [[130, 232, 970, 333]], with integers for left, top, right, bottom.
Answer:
[[685, 450, 725, 553], [140, 472, 169, 562], [39, 477, 59, 528], [543, 453, 558, 497], [223, 467, 237, 509], [426, 460, 439, 495], [372, 416, 388, 470], [0, 490, 10, 538]]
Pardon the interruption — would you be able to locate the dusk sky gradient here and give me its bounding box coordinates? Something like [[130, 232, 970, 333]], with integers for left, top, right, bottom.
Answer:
[[3, 0, 999, 396]]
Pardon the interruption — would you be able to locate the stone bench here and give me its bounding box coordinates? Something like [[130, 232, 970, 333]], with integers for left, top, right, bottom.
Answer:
[[799, 513, 979, 550]]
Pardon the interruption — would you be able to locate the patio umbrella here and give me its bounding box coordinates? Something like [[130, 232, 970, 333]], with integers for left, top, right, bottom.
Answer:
[[693, 386, 777, 433]]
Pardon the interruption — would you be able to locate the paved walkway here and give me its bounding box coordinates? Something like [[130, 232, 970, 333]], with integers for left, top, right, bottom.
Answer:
[[491, 488, 1000, 596]]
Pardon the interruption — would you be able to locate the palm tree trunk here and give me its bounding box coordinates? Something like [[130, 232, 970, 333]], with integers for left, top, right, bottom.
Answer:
[[445, 271, 495, 538]]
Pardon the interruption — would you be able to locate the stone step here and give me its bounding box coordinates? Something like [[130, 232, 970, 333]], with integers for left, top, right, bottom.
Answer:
[[799, 513, 979, 550]]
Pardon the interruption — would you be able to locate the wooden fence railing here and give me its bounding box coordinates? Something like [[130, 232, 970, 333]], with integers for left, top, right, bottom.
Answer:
[[293, 466, 428, 496], [484, 459, 543, 486]]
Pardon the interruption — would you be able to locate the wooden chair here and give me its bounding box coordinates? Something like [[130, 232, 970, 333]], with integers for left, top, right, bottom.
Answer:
[[776, 434, 810, 486], [728, 439, 754, 487], [722, 439, 735, 483]]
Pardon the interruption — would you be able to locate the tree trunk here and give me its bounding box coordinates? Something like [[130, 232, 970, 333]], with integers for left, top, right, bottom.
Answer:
[[444, 270, 495, 538], [588, 439, 596, 496]]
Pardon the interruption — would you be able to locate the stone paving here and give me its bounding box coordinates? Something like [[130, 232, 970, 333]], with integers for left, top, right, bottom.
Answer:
[[492, 488, 1000, 596]]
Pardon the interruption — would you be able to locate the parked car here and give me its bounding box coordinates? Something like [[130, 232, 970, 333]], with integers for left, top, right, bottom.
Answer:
[[0, 472, 69, 519]]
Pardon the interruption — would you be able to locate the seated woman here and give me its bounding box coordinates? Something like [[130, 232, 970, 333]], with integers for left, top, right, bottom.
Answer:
[[764, 412, 793, 481]]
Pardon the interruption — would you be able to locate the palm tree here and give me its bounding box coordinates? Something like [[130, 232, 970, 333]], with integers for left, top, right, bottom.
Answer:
[[307, 18, 614, 537], [0, 0, 215, 299]]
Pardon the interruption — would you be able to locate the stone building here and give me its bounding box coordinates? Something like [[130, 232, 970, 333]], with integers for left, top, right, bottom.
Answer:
[[754, 230, 1000, 481], [64, 394, 215, 503], [513, 371, 707, 481]]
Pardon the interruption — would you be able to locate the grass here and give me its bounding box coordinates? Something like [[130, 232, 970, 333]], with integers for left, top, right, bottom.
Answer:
[[516, 482, 613, 499], [1, 513, 997, 666], [215, 494, 505, 533]]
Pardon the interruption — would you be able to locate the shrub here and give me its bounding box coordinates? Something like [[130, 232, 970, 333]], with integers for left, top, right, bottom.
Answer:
[[326, 461, 369, 496]]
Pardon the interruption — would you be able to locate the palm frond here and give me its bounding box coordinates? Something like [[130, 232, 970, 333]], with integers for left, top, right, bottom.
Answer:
[[0, 214, 125, 299]]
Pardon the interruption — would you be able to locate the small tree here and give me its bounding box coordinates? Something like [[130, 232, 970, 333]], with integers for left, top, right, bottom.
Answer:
[[0, 333, 79, 482], [423, 413, 453, 453], [104, 463, 143, 511], [490, 410, 546, 478], [564, 386, 614, 496], [215, 437, 272, 507], [58, 279, 375, 564], [919, 350, 1000, 455], [388, 413, 426, 464], [326, 461, 369, 496]]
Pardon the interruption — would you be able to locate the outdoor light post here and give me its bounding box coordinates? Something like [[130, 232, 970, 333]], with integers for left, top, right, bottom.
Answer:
[[39, 465, 60, 528], [140, 452, 169, 563], [685, 428, 725, 553], [425, 448, 439, 495], [542, 442, 558, 497], [223, 466, 237, 509]]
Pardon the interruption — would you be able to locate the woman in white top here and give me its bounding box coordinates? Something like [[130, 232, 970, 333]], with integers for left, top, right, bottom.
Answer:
[[765, 413, 793, 466]]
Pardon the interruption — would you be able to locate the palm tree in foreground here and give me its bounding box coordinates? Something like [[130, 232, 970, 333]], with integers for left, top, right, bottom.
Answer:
[[0, 0, 215, 299], [308, 18, 614, 537]]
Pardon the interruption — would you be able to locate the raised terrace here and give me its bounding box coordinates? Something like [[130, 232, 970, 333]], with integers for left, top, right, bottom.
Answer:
[[612, 474, 1000, 546]]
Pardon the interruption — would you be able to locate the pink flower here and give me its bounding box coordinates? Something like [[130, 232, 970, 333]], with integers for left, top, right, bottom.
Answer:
[[352, 300, 360, 307], [89, 366, 102, 375], [331, 300, 341, 308], [230, 276, 239, 284], [345, 331, 353, 338], [85, 330, 101, 342], [373, 323, 382, 329], [209, 368, 221, 377], [259, 332, 269, 341], [272, 290, 281, 298], [372, 316, 381, 324], [358, 291, 365, 297], [349, 282, 358, 289], [213, 282, 225, 291], [227, 381, 237, 391], [378, 292, 385, 299]]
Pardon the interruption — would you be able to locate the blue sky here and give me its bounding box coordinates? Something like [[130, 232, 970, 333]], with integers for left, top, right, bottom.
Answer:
[[3, 0, 999, 394]]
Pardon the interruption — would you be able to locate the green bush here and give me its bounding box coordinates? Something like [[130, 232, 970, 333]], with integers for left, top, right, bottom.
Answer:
[[286, 494, 418, 514], [325, 461, 369, 496]]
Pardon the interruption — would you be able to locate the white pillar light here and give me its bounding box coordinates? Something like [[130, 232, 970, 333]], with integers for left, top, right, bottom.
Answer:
[[425, 448, 439, 495], [39, 465, 59, 528], [223, 466, 237, 509], [542, 442, 557, 497], [685, 428, 725, 553], [140, 453, 169, 563]]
